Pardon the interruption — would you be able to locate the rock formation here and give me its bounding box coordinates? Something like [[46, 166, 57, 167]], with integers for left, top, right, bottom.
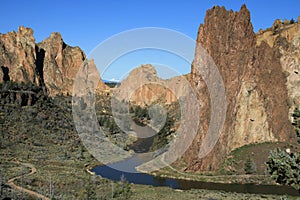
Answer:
[[36, 32, 84, 95], [257, 18, 300, 47], [184, 5, 295, 171], [114, 64, 190, 105], [0, 26, 107, 96], [0, 26, 39, 85], [257, 18, 300, 114]]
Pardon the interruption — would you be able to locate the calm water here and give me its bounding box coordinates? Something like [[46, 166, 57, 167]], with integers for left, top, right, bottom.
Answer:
[[91, 159, 299, 196], [92, 124, 300, 196]]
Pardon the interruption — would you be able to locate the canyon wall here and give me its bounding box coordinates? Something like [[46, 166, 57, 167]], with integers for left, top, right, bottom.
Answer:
[[184, 5, 296, 171], [257, 19, 300, 115]]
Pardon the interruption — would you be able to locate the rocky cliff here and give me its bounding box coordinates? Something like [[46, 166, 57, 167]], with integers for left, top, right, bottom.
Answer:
[[114, 64, 190, 105], [184, 5, 296, 171], [0, 26, 39, 85], [0, 26, 107, 96], [37, 32, 85, 96], [257, 19, 300, 115]]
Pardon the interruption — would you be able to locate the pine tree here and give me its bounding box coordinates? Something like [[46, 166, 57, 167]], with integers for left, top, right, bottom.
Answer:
[[244, 157, 256, 174]]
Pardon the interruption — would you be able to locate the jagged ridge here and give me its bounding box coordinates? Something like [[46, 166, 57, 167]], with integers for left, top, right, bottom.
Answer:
[[0, 26, 107, 96]]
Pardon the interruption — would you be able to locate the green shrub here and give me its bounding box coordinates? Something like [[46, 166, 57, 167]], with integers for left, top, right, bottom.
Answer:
[[266, 106, 300, 192], [266, 149, 300, 192], [113, 175, 132, 199], [244, 157, 256, 174]]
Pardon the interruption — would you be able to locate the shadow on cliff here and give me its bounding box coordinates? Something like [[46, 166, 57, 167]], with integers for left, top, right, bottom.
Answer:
[[1, 66, 10, 82], [35, 46, 45, 85], [35, 45, 49, 95]]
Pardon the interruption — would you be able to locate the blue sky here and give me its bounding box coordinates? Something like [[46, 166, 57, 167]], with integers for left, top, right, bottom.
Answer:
[[1, 0, 299, 80]]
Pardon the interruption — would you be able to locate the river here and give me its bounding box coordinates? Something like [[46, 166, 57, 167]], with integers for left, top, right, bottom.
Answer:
[[91, 124, 299, 196]]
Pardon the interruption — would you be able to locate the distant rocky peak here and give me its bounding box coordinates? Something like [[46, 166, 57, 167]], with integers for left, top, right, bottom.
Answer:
[[125, 64, 159, 83], [113, 64, 188, 105]]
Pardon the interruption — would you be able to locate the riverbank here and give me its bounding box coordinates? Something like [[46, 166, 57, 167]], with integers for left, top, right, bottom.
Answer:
[[130, 184, 300, 200], [137, 141, 300, 185], [90, 130, 299, 196], [141, 166, 275, 185]]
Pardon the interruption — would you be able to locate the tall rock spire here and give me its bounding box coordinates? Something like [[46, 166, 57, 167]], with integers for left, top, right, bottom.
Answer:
[[186, 5, 293, 171]]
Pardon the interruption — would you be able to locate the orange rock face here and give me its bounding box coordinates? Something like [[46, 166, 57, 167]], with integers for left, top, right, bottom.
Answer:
[[0, 26, 107, 96], [37, 32, 88, 96], [114, 64, 190, 105], [184, 5, 294, 172], [0, 26, 39, 85], [257, 19, 300, 114]]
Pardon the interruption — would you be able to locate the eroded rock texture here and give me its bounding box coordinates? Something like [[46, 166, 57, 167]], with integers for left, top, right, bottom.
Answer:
[[0, 26, 39, 84], [185, 5, 294, 171], [0, 26, 107, 96], [115, 64, 190, 105]]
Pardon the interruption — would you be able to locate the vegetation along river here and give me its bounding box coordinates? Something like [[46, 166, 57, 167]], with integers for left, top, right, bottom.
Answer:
[[91, 124, 299, 196]]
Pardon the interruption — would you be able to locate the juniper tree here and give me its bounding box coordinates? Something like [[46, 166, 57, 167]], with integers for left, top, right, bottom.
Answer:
[[266, 106, 300, 192]]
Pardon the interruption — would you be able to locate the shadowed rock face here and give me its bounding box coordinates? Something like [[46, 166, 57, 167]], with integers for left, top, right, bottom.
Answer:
[[184, 5, 294, 172], [257, 19, 300, 114], [0, 26, 107, 96]]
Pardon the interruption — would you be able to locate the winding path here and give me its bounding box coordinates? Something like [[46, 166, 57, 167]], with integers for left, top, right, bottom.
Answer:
[[7, 160, 50, 200]]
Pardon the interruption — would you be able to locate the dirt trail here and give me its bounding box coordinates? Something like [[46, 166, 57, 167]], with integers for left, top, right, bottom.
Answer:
[[7, 160, 50, 200]]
